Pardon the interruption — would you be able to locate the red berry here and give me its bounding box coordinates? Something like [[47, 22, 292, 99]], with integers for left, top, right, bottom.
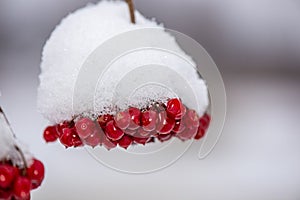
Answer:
[[133, 136, 150, 145], [194, 127, 206, 140], [128, 107, 141, 130], [118, 135, 133, 149], [59, 128, 78, 148], [101, 135, 117, 150], [199, 113, 211, 130], [84, 128, 102, 147], [184, 109, 199, 128], [157, 111, 175, 134], [177, 126, 198, 141], [0, 165, 16, 189], [13, 177, 31, 200], [56, 121, 72, 137], [172, 120, 185, 134], [124, 129, 136, 136], [27, 159, 45, 190], [157, 133, 173, 142], [105, 120, 124, 141], [72, 134, 84, 147], [114, 110, 131, 130], [43, 126, 58, 143], [97, 114, 113, 128], [0, 188, 12, 200], [141, 110, 157, 131], [166, 98, 186, 120], [75, 118, 96, 139], [135, 128, 151, 138]]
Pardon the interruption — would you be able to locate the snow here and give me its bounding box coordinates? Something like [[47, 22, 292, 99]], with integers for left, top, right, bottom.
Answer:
[[38, 0, 209, 124]]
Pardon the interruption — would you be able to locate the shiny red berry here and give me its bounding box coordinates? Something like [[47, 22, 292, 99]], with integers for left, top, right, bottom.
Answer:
[[172, 120, 185, 134], [128, 107, 141, 130], [0, 165, 17, 189], [157, 111, 175, 134], [75, 118, 96, 139], [184, 109, 199, 128], [72, 134, 84, 147], [84, 128, 102, 147], [194, 127, 206, 140], [177, 126, 198, 141], [0, 188, 12, 200], [199, 113, 211, 130], [118, 135, 133, 149], [43, 126, 58, 143], [27, 159, 45, 190], [136, 128, 151, 138], [124, 128, 136, 136], [114, 110, 131, 130], [105, 120, 124, 141], [101, 135, 117, 150], [56, 121, 72, 137], [166, 98, 186, 120], [141, 110, 157, 131], [97, 114, 113, 128], [59, 128, 77, 148], [133, 136, 150, 145], [13, 176, 31, 200], [157, 133, 173, 142]]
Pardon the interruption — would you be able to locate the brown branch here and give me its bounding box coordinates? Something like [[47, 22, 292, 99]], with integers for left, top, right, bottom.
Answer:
[[125, 0, 136, 24]]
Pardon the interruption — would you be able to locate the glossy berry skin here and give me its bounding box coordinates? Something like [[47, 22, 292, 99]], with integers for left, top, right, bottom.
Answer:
[[59, 128, 79, 148], [0, 165, 16, 189], [157, 133, 173, 142], [43, 126, 58, 143], [114, 111, 131, 130], [105, 120, 124, 141], [0, 188, 12, 200], [157, 112, 175, 134], [83, 128, 102, 147], [97, 114, 113, 128], [75, 118, 95, 139], [184, 109, 199, 128], [177, 126, 198, 141], [27, 159, 45, 189], [172, 120, 185, 134], [199, 113, 211, 130], [141, 110, 157, 131], [136, 128, 151, 138], [118, 135, 133, 149], [56, 121, 73, 137], [133, 136, 150, 145], [101, 135, 117, 150], [194, 127, 206, 140], [166, 98, 186, 120], [124, 129, 136, 136], [128, 107, 141, 130], [13, 177, 31, 200]]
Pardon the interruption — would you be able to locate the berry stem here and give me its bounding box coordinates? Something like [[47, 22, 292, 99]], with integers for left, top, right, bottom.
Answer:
[[0, 106, 28, 174], [125, 0, 136, 24], [0, 106, 16, 138], [14, 145, 28, 176]]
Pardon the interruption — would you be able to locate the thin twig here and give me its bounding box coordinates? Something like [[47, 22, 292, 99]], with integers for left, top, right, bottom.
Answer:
[[0, 106, 28, 172], [125, 0, 136, 24]]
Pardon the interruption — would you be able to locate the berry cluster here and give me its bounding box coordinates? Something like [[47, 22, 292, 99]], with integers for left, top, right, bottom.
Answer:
[[43, 98, 210, 150], [0, 158, 45, 200]]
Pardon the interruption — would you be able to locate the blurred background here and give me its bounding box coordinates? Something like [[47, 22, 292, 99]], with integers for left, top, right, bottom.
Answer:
[[0, 0, 300, 199]]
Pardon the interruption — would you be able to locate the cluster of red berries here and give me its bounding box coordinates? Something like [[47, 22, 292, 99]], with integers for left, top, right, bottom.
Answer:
[[43, 98, 210, 150], [0, 158, 45, 200]]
